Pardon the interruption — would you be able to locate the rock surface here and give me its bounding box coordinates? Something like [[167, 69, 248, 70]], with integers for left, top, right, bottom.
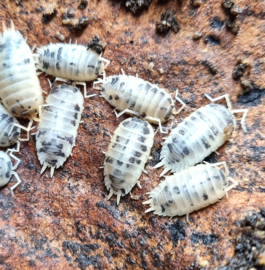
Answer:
[[0, 0, 265, 269]]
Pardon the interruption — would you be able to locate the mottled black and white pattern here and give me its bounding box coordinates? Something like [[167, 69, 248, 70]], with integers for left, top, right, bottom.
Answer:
[[36, 43, 109, 81], [36, 84, 84, 177], [155, 104, 236, 175], [0, 103, 20, 147], [144, 163, 237, 218], [0, 21, 43, 118], [0, 151, 21, 196], [98, 75, 184, 131], [104, 117, 154, 204]]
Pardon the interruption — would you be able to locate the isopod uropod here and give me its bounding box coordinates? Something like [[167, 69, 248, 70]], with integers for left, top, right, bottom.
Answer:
[[0, 21, 44, 119], [36, 84, 84, 177], [155, 94, 248, 176], [143, 163, 238, 219], [104, 117, 154, 204], [94, 73, 186, 133], [0, 151, 22, 196], [35, 42, 110, 97]]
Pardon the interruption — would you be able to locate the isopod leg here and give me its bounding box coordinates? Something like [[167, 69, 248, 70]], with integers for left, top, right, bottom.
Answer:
[[2, 21, 7, 31], [145, 116, 168, 134], [225, 177, 238, 198], [53, 77, 71, 87], [231, 109, 248, 132], [100, 56, 110, 70], [204, 93, 232, 111], [34, 104, 51, 122], [207, 161, 230, 177], [6, 141, 20, 155], [172, 89, 186, 114], [93, 79, 104, 90], [72, 82, 97, 99], [114, 108, 140, 118], [137, 181, 142, 188], [10, 119, 34, 142], [121, 68, 126, 75], [9, 152, 21, 170], [10, 172, 22, 197]]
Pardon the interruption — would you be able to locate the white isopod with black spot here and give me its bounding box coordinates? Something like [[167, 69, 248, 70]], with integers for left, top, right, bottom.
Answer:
[[94, 73, 186, 133], [0, 151, 22, 196], [35, 42, 109, 96], [143, 162, 238, 219], [0, 103, 21, 147], [36, 84, 84, 177], [154, 94, 248, 176], [0, 21, 44, 119], [104, 117, 154, 205]]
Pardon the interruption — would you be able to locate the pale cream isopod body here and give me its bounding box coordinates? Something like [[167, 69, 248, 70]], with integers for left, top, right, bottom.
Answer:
[[35, 43, 109, 82], [95, 74, 185, 133], [104, 117, 154, 204], [144, 163, 238, 218], [155, 94, 248, 176], [0, 21, 44, 119], [36, 84, 84, 177]]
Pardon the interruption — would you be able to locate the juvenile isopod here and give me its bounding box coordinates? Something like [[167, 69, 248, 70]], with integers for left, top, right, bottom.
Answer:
[[36, 84, 84, 177], [154, 94, 248, 176], [143, 162, 238, 219], [0, 151, 22, 196], [35, 42, 110, 96], [104, 117, 154, 204], [0, 21, 44, 120], [94, 73, 186, 133]]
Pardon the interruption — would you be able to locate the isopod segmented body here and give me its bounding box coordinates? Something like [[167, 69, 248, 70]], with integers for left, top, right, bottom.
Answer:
[[35, 43, 109, 82], [104, 117, 154, 204], [0, 21, 44, 118], [36, 84, 84, 177], [95, 74, 185, 133], [155, 94, 248, 176], [143, 163, 237, 218], [0, 103, 20, 147], [0, 151, 21, 196]]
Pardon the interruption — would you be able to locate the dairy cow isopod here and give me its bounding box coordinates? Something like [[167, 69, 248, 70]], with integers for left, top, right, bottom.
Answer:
[[36, 84, 84, 177], [94, 73, 186, 133], [143, 163, 238, 219], [104, 117, 154, 204], [155, 94, 248, 176]]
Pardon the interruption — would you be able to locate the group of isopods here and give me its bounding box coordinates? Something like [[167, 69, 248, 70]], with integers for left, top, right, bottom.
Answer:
[[0, 20, 248, 219]]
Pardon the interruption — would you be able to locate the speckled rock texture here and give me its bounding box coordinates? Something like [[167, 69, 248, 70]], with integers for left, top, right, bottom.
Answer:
[[0, 0, 264, 269]]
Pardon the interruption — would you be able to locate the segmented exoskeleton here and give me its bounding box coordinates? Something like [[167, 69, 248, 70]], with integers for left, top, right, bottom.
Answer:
[[36, 84, 84, 177], [154, 94, 248, 176], [35, 42, 109, 97], [0, 21, 44, 119], [0, 151, 22, 196], [94, 73, 185, 133], [104, 117, 154, 204], [0, 103, 21, 147], [143, 162, 238, 219]]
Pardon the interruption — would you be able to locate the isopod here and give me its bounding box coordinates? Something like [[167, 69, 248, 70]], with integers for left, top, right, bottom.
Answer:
[[94, 73, 186, 133], [0, 151, 22, 196], [154, 94, 248, 176], [104, 117, 154, 204], [0, 21, 44, 119], [36, 84, 84, 177], [0, 103, 21, 147], [35, 42, 110, 96], [143, 162, 238, 219]]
